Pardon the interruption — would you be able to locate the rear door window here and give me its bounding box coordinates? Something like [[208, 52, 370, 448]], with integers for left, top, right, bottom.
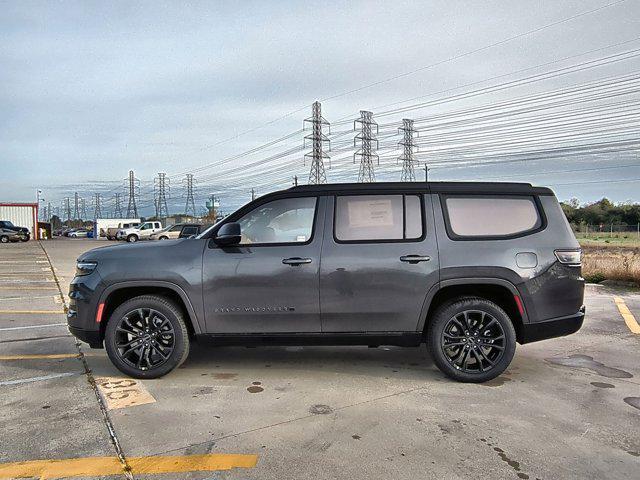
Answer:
[[335, 194, 423, 242], [444, 195, 542, 238]]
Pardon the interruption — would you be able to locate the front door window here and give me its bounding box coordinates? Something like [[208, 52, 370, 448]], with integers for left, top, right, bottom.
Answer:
[[237, 197, 316, 245]]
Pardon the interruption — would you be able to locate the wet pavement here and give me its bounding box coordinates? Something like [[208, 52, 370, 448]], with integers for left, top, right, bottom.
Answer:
[[1, 238, 639, 479]]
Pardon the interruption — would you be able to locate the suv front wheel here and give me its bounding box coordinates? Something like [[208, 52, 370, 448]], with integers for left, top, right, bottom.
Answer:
[[127, 234, 138, 243], [427, 297, 516, 383], [104, 295, 190, 378]]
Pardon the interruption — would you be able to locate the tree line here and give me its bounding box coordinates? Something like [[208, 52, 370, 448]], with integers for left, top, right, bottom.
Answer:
[[561, 198, 640, 227]]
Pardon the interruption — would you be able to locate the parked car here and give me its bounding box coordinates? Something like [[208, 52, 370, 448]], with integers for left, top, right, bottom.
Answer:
[[69, 228, 89, 238], [0, 227, 23, 243], [106, 221, 140, 241], [149, 223, 207, 240], [67, 182, 584, 382], [116, 221, 163, 243], [0, 220, 30, 242]]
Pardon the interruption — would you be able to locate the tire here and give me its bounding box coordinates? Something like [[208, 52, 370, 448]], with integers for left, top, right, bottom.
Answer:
[[0, 236, 8, 244], [159, 236, 168, 240], [127, 234, 138, 243], [20, 237, 29, 242], [104, 295, 190, 379], [427, 297, 516, 383]]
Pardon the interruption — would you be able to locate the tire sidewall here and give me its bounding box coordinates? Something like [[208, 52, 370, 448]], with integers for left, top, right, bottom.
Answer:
[[104, 296, 188, 379], [428, 298, 516, 383], [127, 234, 138, 243], [0, 236, 8, 243]]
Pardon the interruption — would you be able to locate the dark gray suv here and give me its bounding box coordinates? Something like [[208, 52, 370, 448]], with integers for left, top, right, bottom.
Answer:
[[67, 182, 584, 382]]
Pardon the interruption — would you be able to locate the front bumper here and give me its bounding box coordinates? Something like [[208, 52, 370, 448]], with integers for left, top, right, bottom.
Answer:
[[67, 270, 104, 348], [68, 325, 102, 348], [520, 306, 585, 344]]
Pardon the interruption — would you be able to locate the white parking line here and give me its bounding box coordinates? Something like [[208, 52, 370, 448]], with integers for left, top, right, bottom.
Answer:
[[0, 323, 67, 331], [0, 372, 80, 386]]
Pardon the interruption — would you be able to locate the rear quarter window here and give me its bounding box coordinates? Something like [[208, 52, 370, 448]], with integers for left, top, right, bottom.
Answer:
[[443, 195, 543, 239]]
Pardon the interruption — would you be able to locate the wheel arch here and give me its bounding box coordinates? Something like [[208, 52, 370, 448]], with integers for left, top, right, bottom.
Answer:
[[97, 281, 202, 340], [419, 278, 527, 343]]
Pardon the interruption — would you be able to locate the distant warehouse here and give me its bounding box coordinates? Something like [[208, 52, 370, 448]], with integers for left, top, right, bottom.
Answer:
[[0, 203, 39, 240]]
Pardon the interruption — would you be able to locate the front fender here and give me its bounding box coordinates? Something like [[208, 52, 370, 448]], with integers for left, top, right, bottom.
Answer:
[[98, 280, 203, 334]]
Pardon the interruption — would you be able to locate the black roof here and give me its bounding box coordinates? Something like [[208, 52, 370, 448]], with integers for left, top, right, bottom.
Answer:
[[288, 182, 554, 195]]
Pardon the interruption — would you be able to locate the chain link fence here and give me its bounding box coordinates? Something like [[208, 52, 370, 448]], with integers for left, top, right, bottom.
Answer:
[[572, 223, 640, 242]]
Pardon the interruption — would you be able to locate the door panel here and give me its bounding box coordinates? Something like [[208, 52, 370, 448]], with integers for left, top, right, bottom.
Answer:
[[320, 194, 439, 333], [203, 196, 325, 333]]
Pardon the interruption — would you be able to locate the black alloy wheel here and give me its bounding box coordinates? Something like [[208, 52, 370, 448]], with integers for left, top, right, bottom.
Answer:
[[427, 297, 516, 383], [114, 307, 176, 371], [441, 310, 505, 374], [105, 295, 189, 378]]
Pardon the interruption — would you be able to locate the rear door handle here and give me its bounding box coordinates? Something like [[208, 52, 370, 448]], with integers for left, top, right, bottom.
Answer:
[[282, 257, 312, 266], [400, 255, 431, 264]]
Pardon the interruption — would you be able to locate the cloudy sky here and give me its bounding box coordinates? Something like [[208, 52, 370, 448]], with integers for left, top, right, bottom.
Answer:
[[1, 0, 639, 216]]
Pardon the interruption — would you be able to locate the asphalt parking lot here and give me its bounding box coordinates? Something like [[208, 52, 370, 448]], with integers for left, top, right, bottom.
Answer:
[[1, 239, 639, 479]]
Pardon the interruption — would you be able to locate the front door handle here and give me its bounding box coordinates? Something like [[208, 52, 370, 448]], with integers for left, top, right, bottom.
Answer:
[[400, 255, 431, 264], [282, 257, 312, 266]]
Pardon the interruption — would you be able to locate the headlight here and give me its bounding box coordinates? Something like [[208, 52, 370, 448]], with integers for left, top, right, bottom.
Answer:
[[76, 261, 97, 276], [554, 250, 581, 266]]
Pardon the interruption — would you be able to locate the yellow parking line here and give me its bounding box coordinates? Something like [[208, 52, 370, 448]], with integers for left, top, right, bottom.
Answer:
[[0, 309, 65, 314], [613, 296, 640, 334], [0, 286, 58, 290], [0, 353, 102, 360], [0, 453, 258, 478], [0, 354, 79, 360]]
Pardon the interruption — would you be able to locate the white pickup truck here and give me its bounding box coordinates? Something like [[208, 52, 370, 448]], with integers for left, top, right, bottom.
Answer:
[[116, 221, 163, 243]]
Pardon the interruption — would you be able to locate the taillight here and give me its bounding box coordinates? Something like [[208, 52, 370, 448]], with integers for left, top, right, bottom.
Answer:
[[554, 249, 581, 266]]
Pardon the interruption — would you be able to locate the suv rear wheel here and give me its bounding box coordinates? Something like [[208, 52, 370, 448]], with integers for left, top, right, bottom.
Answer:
[[127, 234, 138, 243], [0, 235, 9, 244], [427, 297, 516, 383], [104, 295, 190, 378]]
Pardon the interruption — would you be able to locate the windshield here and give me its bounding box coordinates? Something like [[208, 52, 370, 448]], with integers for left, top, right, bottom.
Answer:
[[4, 221, 15, 227]]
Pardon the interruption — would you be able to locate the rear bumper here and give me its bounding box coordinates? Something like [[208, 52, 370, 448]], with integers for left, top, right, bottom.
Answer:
[[520, 306, 585, 344]]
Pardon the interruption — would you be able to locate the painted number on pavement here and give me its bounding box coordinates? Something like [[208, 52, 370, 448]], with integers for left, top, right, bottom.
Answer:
[[95, 377, 156, 410]]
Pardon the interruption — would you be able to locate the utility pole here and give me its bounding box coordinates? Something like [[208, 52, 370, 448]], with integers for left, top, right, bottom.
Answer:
[[424, 164, 428, 182], [126, 170, 139, 218], [251, 188, 255, 201], [398, 119, 418, 182], [73, 192, 80, 220], [184, 174, 196, 217], [36, 189, 42, 221], [293, 175, 298, 187], [47, 202, 52, 221], [94, 193, 102, 219], [354, 110, 378, 183], [154, 172, 169, 218], [304, 101, 330, 184], [113, 193, 123, 218]]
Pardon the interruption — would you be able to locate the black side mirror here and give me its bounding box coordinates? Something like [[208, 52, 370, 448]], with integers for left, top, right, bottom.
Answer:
[[214, 222, 241, 246]]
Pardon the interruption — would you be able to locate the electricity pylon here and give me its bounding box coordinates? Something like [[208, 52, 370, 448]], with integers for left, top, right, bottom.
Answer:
[[113, 193, 123, 218], [354, 111, 378, 183], [126, 170, 139, 218], [398, 119, 419, 182], [304, 101, 330, 184], [154, 172, 169, 218], [183, 174, 197, 217], [93, 193, 102, 219]]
